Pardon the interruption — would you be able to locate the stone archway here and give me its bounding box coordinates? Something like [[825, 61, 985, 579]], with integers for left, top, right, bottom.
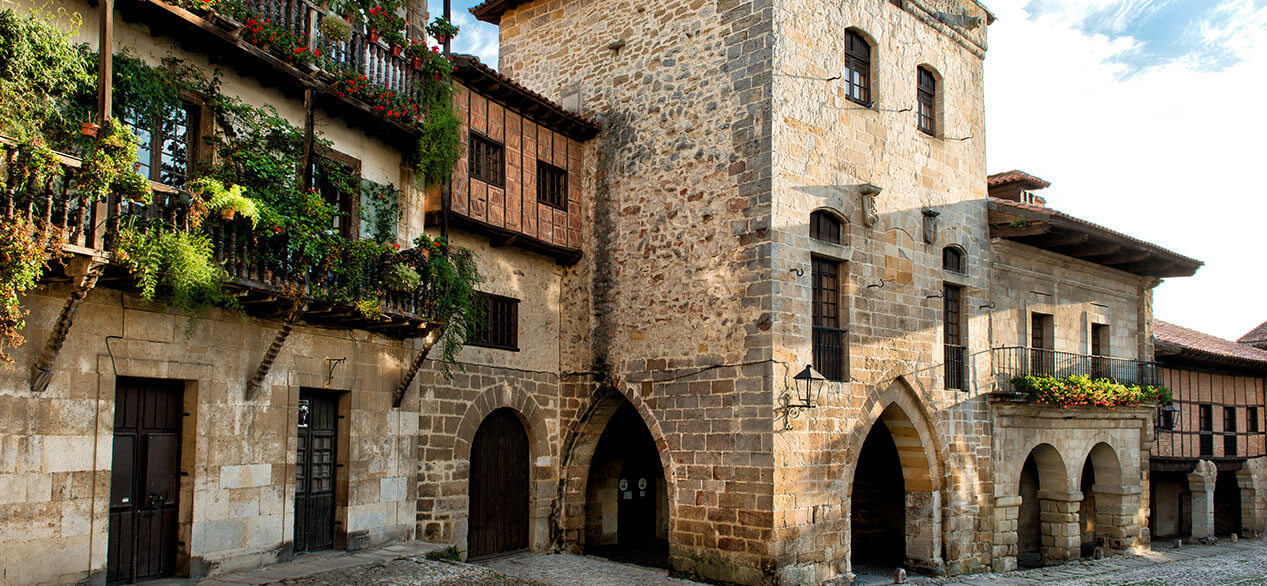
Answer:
[[1015, 443, 1077, 564], [1077, 442, 1139, 554], [553, 386, 674, 565], [845, 379, 944, 576]]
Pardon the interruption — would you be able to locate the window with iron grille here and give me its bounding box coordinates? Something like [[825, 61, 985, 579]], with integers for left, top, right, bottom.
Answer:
[[810, 210, 842, 244], [1225, 406, 1238, 457], [944, 284, 965, 390], [812, 256, 847, 381], [917, 66, 937, 136], [844, 31, 871, 106], [121, 101, 198, 188], [1200, 404, 1214, 457], [537, 161, 567, 210], [942, 246, 964, 273], [468, 133, 504, 187], [470, 293, 518, 351]]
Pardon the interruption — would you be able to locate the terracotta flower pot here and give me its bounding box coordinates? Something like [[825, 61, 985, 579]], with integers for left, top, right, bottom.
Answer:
[[221, 209, 237, 221], [434, 33, 450, 45], [368, 29, 380, 43], [80, 122, 99, 138], [411, 57, 423, 71], [342, 13, 354, 24], [391, 44, 403, 57]]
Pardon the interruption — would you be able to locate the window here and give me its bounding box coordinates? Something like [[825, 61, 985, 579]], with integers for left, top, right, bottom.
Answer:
[[844, 31, 871, 106], [812, 256, 847, 381], [1091, 323, 1110, 378], [917, 66, 937, 135], [470, 292, 518, 350], [537, 161, 567, 210], [944, 284, 966, 390], [468, 133, 504, 186], [1030, 312, 1054, 376], [810, 210, 842, 244], [1224, 406, 1238, 457], [942, 246, 965, 273], [1199, 404, 1214, 457], [1250, 407, 1260, 434], [308, 156, 359, 239], [121, 101, 198, 188]]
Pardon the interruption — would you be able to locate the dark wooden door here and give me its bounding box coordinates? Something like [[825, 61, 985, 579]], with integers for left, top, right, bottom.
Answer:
[[616, 460, 656, 544], [468, 408, 529, 558], [295, 390, 338, 553], [107, 377, 183, 584]]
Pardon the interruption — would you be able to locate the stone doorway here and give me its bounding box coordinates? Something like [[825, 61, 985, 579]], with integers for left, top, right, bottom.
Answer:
[[468, 408, 531, 558], [1017, 444, 1073, 566], [584, 401, 669, 569], [1215, 470, 1242, 537]]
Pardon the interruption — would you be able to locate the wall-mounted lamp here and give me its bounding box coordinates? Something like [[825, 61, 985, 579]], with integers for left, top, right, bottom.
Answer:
[[921, 209, 940, 244], [780, 365, 827, 430], [1159, 403, 1181, 431]]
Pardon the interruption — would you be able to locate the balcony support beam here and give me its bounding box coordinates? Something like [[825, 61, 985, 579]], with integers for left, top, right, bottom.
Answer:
[[30, 256, 108, 393], [392, 325, 444, 408], [245, 296, 306, 400]]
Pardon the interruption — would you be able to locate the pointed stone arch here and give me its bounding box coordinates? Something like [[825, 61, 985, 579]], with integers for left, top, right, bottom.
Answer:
[[844, 377, 945, 574]]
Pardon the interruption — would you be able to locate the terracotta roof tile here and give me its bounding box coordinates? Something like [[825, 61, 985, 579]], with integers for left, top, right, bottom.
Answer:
[[1239, 320, 1267, 346], [1155, 320, 1267, 368], [988, 170, 1051, 188]]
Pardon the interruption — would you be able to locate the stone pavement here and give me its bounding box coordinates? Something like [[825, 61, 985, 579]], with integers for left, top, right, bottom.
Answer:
[[477, 552, 703, 586]]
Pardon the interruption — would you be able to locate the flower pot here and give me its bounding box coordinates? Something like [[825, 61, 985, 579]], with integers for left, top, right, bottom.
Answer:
[[391, 44, 403, 57], [221, 209, 237, 221], [368, 29, 380, 43], [434, 33, 450, 45], [343, 14, 355, 24], [80, 122, 99, 138], [434, 71, 442, 81], [411, 57, 423, 71]]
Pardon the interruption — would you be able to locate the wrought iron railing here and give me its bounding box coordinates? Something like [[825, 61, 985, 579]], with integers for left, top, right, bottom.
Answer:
[[991, 346, 1161, 388], [2, 139, 436, 326], [944, 344, 967, 390]]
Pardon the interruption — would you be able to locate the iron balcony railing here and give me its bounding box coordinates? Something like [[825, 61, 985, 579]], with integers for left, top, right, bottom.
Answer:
[[944, 344, 967, 390], [813, 326, 847, 382], [992, 346, 1161, 388]]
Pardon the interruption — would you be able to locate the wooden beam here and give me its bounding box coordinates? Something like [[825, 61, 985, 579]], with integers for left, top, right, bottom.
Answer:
[[1101, 250, 1152, 266], [1065, 242, 1121, 258], [1029, 231, 1088, 247], [990, 222, 1049, 238], [1120, 258, 1175, 273], [245, 297, 306, 400], [392, 326, 444, 408], [30, 257, 107, 393]]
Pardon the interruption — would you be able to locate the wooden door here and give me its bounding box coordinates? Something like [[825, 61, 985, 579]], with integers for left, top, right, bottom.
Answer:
[[616, 460, 656, 544], [295, 390, 337, 553], [468, 408, 529, 558], [107, 378, 183, 584]]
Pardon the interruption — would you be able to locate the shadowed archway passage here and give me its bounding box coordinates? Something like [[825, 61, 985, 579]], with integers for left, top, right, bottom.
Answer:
[[584, 401, 669, 569]]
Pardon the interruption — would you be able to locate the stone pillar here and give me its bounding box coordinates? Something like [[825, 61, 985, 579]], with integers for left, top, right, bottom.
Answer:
[[1039, 490, 1083, 561], [1237, 457, 1267, 537], [1188, 459, 1217, 540], [1091, 484, 1142, 550], [992, 495, 1021, 572], [905, 490, 944, 574]]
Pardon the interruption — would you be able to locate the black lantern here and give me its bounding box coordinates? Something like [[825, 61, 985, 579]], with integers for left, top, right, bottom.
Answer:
[[780, 365, 827, 430], [1159, 403, 1180, 430]]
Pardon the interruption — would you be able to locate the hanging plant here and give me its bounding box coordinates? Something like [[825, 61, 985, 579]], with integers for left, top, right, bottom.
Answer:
[[0, 219, 54, 369], [113, 222, 233, 315], [189, 177, 259, 227], [319, 15, 352, 43], [13, 135, 64, 186], [415, 79, 461, 186], [382, 263, 420, 292], [424, 16, 458, 44], [112, 167, 153, 204], [78, 119, 148, 201]]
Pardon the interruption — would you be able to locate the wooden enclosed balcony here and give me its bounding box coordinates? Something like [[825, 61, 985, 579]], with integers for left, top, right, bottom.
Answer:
[[2, 139, 438, 338]]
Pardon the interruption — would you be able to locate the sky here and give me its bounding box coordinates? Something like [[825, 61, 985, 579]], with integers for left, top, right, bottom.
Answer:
[[433, 0, 1267, 342]]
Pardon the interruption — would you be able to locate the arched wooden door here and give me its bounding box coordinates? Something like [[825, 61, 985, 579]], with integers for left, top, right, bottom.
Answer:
[[469, 408, 530, 558]]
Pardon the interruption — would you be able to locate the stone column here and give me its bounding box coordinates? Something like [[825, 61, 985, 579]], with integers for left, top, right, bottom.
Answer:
[[1237, 457, 1267, 537], [905, 490, 944, 574], [992, 495, 1021, 572], [1091, 484, 1142, 550], [1039, 490, 1083, 562], [1188, 459, 1217, 540]]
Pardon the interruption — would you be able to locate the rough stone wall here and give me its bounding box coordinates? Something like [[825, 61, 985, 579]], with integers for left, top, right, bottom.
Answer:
[[768, 0, 993, 580], [496, 0, 779, 582]]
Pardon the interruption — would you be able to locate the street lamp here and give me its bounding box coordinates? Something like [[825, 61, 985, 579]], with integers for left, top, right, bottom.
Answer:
[[780, 365, 827, 430]]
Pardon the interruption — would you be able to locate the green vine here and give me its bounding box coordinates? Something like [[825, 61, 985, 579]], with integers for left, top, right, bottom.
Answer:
[[0, 220, 59, 369], [360, 180, 401, 244], [415, 79, 461, 186], [79, 118, 152, 202], [114, 221, 235, 315]]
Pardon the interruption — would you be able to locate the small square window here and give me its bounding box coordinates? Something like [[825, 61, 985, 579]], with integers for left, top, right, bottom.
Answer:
[[470, 293, 518, 351], [469, 133, 504, 187], [537, 161, 567, 211]]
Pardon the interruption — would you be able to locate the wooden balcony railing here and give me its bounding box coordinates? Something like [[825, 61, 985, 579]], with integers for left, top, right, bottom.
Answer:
[[2, 138, 437, 336]]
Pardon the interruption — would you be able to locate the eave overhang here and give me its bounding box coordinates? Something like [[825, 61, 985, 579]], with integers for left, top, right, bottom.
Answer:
[[451, 54, 600, 141]]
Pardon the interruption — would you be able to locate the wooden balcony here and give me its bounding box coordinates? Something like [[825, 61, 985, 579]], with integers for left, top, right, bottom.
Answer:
[[2, 139, 438, 338]]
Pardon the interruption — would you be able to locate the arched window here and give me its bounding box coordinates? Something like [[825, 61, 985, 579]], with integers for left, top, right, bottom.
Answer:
[[810, 210, 842, 244], [845, 31, 872, 106], [942, 246, 965, 273], [917, 66, 937, 135]]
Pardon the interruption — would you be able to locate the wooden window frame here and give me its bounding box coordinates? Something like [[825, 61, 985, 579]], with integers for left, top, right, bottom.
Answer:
[[1224, 406, 1238, 457], [809, 210, 842, 244], [536, 160, 568, 211], [1250, 406, 1260, 434], [469, 132, 505, 187], [309, 150, 362, 240], [917, 66, 937, 136], [844, 30, 872, 107], [469, 292, 519, 351], [811, 256, 848, 381], [1199, 404, 1214, 457], [942, 246, 965, 273], [121, 99, 202, 189]]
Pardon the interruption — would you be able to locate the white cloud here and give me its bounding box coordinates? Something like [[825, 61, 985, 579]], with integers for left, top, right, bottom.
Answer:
[[986, 1, 1267, 340]]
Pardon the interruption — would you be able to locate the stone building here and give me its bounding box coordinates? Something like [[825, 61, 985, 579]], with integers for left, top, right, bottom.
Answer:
[[0, 0, 1221, 584], [1150, 320, 1267, 541]]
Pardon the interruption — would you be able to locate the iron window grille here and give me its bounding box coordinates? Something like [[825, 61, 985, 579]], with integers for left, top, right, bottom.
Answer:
[[917, 66, 937, 136], [944, 284, 966, 390], [844, 31, 872, 106], [812, 256, 847, 381], [469, 132, 505, 187], [470, 292, 519, 351], [537, 160, 568, 211]]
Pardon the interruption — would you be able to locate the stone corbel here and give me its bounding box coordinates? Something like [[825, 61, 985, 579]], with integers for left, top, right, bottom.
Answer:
[[859, 183, 881, 227], [30, 255, 108, 393], [244, 297, 307, 400], [391, 325, 444, 408]]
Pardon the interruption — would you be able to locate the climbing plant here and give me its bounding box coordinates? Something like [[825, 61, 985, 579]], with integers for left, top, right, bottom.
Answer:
[[0, 220, 60, 369]]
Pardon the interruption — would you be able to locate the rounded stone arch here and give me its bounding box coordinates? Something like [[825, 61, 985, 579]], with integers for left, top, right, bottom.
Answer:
[[453, 384, 554, 553], [810, 206, 850, 245], [1075, 441, 1125, 491], [1024, 443, 1071, 492], [551, 385, 675, 553]]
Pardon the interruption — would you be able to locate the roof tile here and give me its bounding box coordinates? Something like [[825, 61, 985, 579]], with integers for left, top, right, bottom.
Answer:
[[1155, 320, 1267, 368]]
